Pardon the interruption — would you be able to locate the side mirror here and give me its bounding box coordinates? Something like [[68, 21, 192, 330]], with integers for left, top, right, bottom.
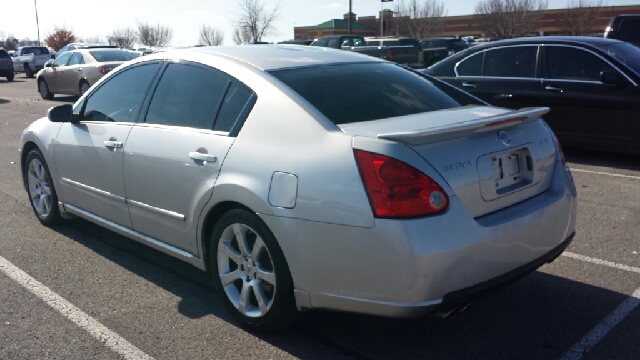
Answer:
[[47, 104, 74, 123], [44, 59, 53, 68], [600, 70, 627, 85]]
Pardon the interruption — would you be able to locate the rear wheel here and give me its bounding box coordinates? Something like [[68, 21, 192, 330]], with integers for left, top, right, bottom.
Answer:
[[25, 149, 61, 226], [38, 79, 54, 100], [6, 74, 14, 81], [24, 64, 34, 78], [210, 209, 297, 331], [79, 80, 90, 96]]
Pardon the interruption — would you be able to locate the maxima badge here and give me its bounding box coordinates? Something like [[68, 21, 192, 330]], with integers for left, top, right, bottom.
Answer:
[[498, 131, 511, 146]]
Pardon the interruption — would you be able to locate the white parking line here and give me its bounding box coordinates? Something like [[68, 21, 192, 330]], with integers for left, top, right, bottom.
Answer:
[[570, 168, 640, 180], [0, 255, 155, 360], [562, 252, 640, 274], [559, 287, 640, 360]]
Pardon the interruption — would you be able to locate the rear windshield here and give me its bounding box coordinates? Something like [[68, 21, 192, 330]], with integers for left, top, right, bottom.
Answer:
[[269, 63, 460, 125], [596, 42, 640, 76], [89, 50, 137, 62], [0, 50, 9, 59], [23, 47, 49, 55]]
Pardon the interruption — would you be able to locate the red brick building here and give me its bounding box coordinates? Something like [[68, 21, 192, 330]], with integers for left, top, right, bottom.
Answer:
[[294, 5, 640, 40]]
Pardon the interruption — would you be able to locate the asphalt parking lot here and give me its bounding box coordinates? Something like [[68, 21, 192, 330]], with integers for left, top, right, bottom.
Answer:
[[0, 75, 638, 360]]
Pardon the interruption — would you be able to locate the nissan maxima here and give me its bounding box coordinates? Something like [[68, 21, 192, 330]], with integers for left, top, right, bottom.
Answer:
[[20, 45, 577, 331]]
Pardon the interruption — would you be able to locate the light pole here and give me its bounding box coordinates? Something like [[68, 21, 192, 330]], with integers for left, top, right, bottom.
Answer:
[[348, 0, 352, 35], [34, 0, 40, 45]]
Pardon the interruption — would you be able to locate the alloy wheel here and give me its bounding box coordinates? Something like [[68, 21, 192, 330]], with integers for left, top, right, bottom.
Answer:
[[27, 158, 52, 218]]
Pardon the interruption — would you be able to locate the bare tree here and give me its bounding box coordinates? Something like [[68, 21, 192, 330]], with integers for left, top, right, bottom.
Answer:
[[199, 25, 224, 46], [474, 0, 548, 39], [558, 0, 605, 36], [394, 0, 447, 39], [108, 27, 137, 48], [45, 26, 77, 51], [136, 21, 173, 47], [235, 0, 281, 43], [233, 26, 253, 45], [3, 35, 19, 51], [79, 35, 106, 44]]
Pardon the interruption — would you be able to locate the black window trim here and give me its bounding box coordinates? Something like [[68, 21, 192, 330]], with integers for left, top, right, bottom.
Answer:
[[454, 44, 541, 80], [541, 44, 637, 86]]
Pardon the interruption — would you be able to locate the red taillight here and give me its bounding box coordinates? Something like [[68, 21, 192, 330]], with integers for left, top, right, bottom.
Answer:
[[353, 149, 449, 218], [386, 49, 393, 60], [98, 65, 115, 75]]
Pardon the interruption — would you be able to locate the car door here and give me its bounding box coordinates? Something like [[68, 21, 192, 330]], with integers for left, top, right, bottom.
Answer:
[[54, 62, 161, 227], [61, 52, 85, 94], [541, 45, 640, 150], [447, 45, 544, 110], [45, 52, 72, 93], [123, 62, 254, 254]]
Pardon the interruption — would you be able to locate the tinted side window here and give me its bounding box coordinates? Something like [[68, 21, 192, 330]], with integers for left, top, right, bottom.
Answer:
[[457, 52, 484, 76], [0, 50, 9, 59], [83, 63, 160, 122], [311, 38, 327, 47], [368, 40, 380, 46], [53, 52, 72, 68], [145, 63, 228, 129], [618, 19, 640, 42], [214, 83, 252, 132], [327, 38, 340, 48], [68, 53, 84, 66], [341, 38, 353, 47], [546, 46, 614, 81], [484, 46, 537, 78]]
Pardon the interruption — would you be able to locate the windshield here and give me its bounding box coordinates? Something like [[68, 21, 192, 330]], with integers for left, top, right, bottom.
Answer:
[[596, 42, 640, 76], [269, 63, 460, 125], [89, 50, 137, 62]]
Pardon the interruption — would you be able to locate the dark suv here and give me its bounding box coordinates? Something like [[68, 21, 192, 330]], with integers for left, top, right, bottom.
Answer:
[[0, 48, 14, 81], [604, 14, 640, 47], [421, 38, 469, 66]]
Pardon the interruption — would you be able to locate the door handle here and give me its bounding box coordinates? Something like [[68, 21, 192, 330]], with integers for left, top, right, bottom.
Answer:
[[462, 82, 476, 88], [493, 94, 513, 99], [545, 86, 563, 93], [104, 140, 123, 148], [189, 152, 217, 163]]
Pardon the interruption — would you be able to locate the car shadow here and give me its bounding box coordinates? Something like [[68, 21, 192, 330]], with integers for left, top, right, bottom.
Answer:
[[51, 218, 637, 360], [50, 95, 79, 103], [565, 147, 640, 172], [0, 99, 9, 104]]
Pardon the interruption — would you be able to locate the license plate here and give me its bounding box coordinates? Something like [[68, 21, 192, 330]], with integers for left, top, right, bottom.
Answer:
[[492, 152, 523, 190]]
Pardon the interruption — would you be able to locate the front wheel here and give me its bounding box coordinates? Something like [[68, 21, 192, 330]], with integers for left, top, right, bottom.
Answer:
[[25, 149, 61, 226], [6, 74, 14, 81], [24, 64, 34, 78], [38, 79, 54, 100], [210, 209, 297, 331]]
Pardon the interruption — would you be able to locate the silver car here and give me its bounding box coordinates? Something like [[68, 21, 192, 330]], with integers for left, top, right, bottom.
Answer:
[[36, 48, 137, 99], [19, 46, 577, 331]]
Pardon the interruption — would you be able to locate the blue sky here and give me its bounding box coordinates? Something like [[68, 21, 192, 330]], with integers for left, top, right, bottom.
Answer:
[[3, 0, 639, 47]]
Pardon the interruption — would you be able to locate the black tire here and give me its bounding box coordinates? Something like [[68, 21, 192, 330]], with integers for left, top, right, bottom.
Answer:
[[79, 80, 90, 96], [24, 64, 34, 78], [6, 74, 14, 81], [38, 79, 54, 100], [24, 149, 62, 226], [209, 209, 298, 332]]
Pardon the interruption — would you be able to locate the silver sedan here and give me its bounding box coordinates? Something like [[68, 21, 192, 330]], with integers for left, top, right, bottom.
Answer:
[[19, 46, 577, 331], [35, 48, 137, 99]]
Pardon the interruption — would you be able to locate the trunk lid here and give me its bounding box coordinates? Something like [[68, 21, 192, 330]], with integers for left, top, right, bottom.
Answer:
[[340, 105, 558, 218]]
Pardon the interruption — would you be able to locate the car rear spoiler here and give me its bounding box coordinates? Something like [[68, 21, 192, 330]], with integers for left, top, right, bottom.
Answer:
[[377, 107, 550, 145]]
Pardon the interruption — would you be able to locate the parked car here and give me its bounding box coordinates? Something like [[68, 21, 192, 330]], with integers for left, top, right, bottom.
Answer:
[[426, 36, 640, 155], [421, 37, 470, 66], [0, 48, 14, 81], [365, 36, 424, 66], [604, 14, 640, 47], [277, 39, 313, 45], [36, 48, 138, 99], [20, 45, 576, 331], [12, 46, 51, 77], [55, 43, 111, 59], [311, 35, 420, 67]]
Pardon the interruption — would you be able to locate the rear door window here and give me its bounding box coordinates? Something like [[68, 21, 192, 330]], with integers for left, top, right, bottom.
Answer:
[[546, 46, 615, 81], [483, 46, 538, 78], [145, 63, 229, 129], [270, 63, 460, 125], [213, 83, 253, 132]]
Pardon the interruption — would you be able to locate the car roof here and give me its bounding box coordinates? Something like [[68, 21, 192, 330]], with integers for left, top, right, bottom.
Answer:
[[158, 45, 382, 71], [470, 36, 623, 49]]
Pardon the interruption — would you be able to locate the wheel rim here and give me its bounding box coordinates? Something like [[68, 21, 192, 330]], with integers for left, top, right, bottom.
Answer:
[[217, 223, 276, 318], [27, 158, 52, 218], [39, 81, 48, 98]]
